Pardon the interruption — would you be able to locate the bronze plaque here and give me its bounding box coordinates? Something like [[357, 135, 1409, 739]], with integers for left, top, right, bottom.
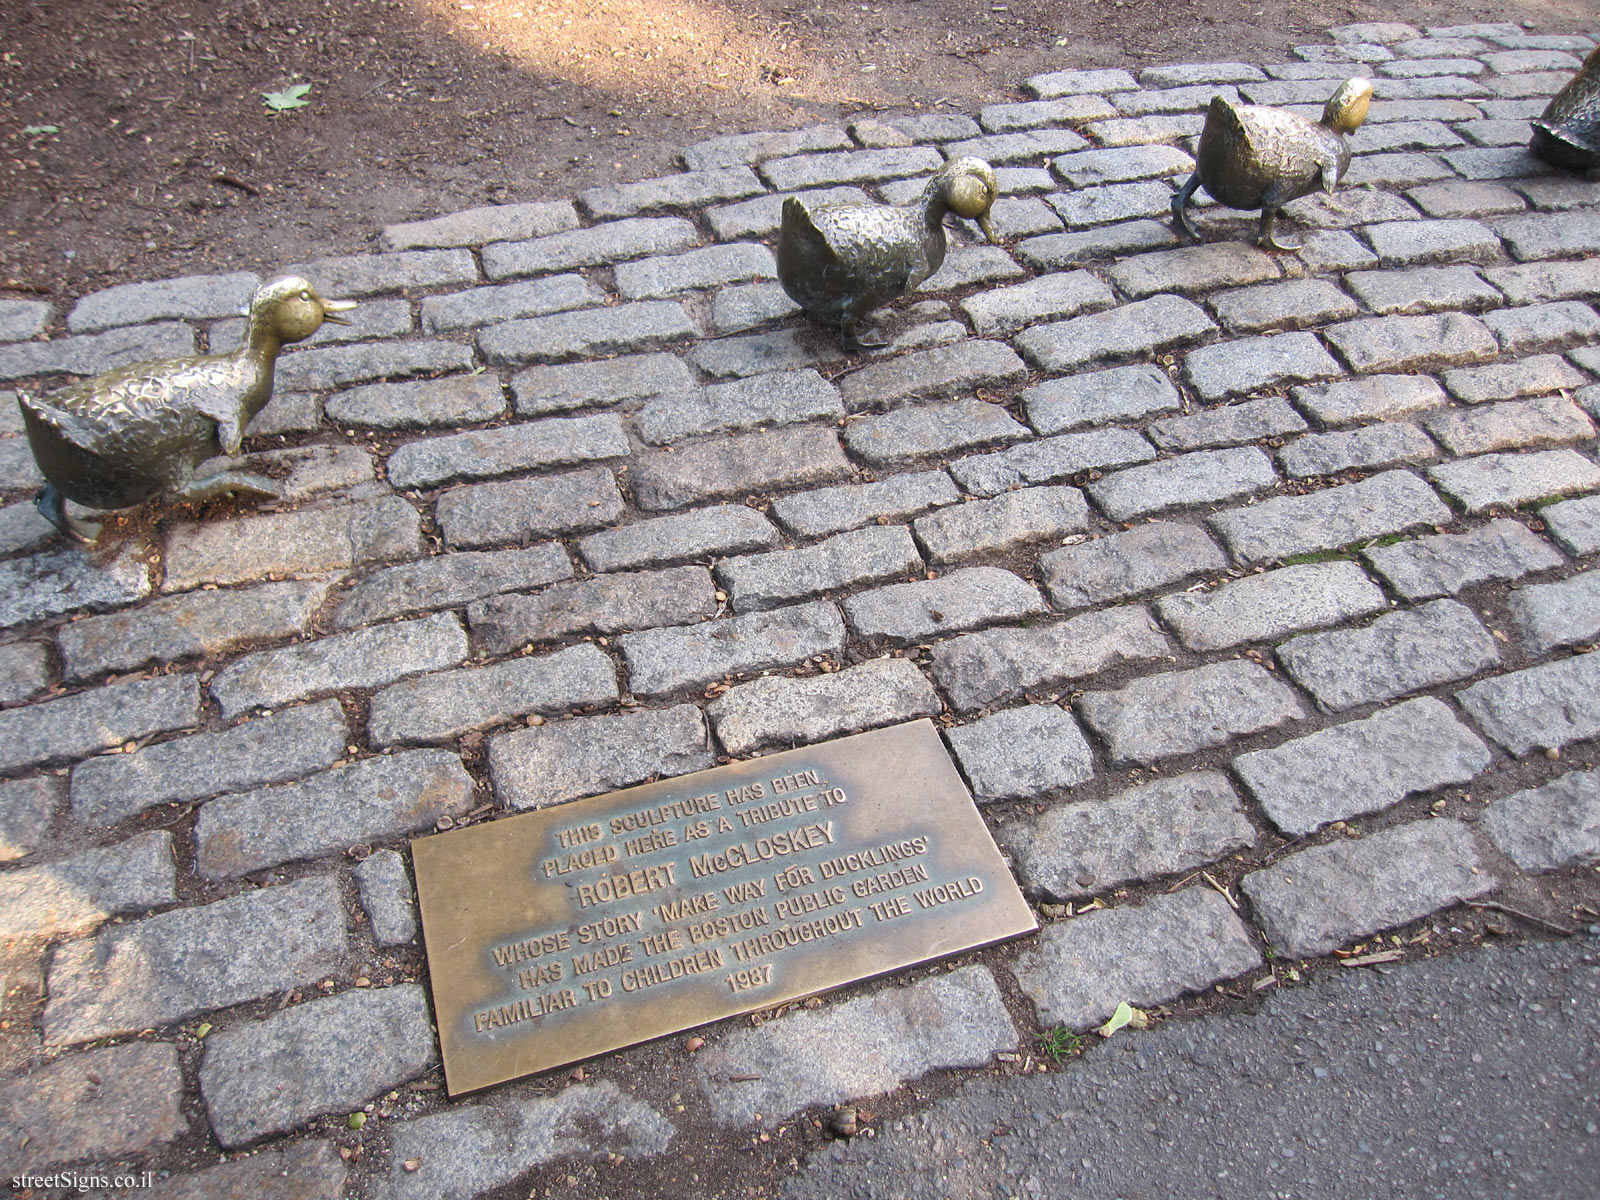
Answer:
[[412, 719, 1037, 1096]]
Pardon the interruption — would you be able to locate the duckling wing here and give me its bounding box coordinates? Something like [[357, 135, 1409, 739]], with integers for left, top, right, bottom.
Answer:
[[778, 200, 920, 311], [18, 392, 106, 456], [23, 359, 233, 458]]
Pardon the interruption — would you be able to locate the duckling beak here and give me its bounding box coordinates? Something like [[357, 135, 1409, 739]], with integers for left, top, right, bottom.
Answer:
[[978, 211, 999, 245], [320, 298, 357, 326]]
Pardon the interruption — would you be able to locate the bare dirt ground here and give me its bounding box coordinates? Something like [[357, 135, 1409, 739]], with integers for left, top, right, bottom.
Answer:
[[1, 0, 1590, 308]]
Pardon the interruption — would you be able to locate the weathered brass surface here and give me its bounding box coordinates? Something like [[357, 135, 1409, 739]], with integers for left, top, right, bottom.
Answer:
[[413, 719, 1036, 1096], [776, 157, 999, 350], [1532, 44, 1600, 171], [18, 275, 354, 544], [1172, 78, 1372, 251]]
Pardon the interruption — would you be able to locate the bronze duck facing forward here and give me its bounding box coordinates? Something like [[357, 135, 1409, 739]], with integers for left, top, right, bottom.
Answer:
[[1172, 78, 1373, 251], [777, 156, 999, 350], [1531, 44, 1600, 171], [18, 275, 354, 543]]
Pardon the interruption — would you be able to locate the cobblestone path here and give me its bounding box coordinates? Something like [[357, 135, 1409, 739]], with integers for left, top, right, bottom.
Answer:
[[2, 19, 1599, 1200]]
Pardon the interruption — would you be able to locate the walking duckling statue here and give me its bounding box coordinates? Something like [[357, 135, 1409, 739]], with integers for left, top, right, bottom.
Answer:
[[777, 156, 1000, 351], [1172, 78, 1373, 251], [1530, 44, 1600, 172], [18, 275, 354, 544]]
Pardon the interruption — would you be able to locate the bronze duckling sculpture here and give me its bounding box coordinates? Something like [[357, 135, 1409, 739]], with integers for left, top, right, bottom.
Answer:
[[777, 156, 1000, 350], [1172, 77, 1373, 251], [1531, 44, 1600, 172], [18, 275, 354, 544]]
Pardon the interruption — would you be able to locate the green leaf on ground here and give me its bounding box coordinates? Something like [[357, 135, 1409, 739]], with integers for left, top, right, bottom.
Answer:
[[23, 124, 60, 136], [262, 83, 313, 113]]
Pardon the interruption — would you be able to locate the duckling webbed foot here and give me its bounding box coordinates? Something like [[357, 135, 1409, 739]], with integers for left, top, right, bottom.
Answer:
[[36, 485, 102, 545], [176, 470, 281, 504], [1258, 208, 1303, 252], [1171, 174, 1202, 240], [841, 320, 889, 352]]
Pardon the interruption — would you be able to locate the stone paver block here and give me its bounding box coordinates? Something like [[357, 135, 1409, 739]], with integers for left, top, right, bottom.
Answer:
[[57, 579, 329, 681], [1242, 819, 1493, 958], [0, 776, 57, 863], [210, 611, 467, 718], [0, 542, 151, 627], [836, 341, 1027, 414], [1080, 659, 1305, 764], [709, 281, 802, 333], [200, 984, 436, 1147], [929, 606, 1172, 712], [0, 830, 174, 940], [1494, 212, 1600, 261], [436, 468, 625, 549], [470, 566, 717, 654], [1050, 144, 1192, 188], [285, 249, 476, 297], [696, 965, 1016, 1126], [1028, 367, 1180, 438], [1280, 422, 1440, 477], [631, 426, 851, 510], [1158, 560, 1387, 652], [0, 322, 194, 383], [1426, 396, 1595, 456], [1040, 521, 1228, 610], [771, 470, 959, 538], [1001, 771, 1255, 899], [43, 875, 347, 1045], [1459, 651, 1600, 757], [1016, 219, 1181, 268], [708, 657, 941, 756], [716, 524, 921, 612], [419, 275, 600, 334], [0, 1043, 185, 1171], [579, 165, 764, 220], [1108, 243, 1278, 299], [1208, 470, 1452, 563], [1482, 259, 1600, 306], [70, 700, 347, 827], [1291, 374, 1449, 427], [945, 703, 1095, 801], [332, 544, 574, 629], [381, 200, 579, 250], [1510, 569, 1600, 654], [1026, 67, 1139, 97], [1088, 446, 1279, 521], [512, 352, 695, 416], [0, 298, 49, 341], [637, 369, 842, 444], [615, 242, 775, 300], [1343, 265, 1503, 315], [1406, 181, 1526, 218], [68, 271, 259, 333], [622, 600, 845, 695], [1543, 494, 1600, 555], [961, 271, 1117, 339], [482, 217, 698, 278], [580, 505, 780, 573], [706, 185, 870, 240], [0, 674, 197, 774], [683, 125, 850, 170], [369, 643, 619, 746], [325, 374, 506, 429], [162, 496, 422, 592], [273, 340, 475, 392], [488, 704, 713, 809], [386, 413, 628, 490], [760, 147, 944, 191], [1443, 354, 1589, 404], [0, 641, 48, 705], [109, 1141, 347, 1200], [1046, 180, 1175, 229], [1483, 769, 1600, 872], [947, 428, 1164, 499], [843, 568, 1046, 644], [1018, 295, 1215, 372], [1209, 279, 1359, 333], [1430, 448, 1600, 513], [1483, 300, 1600, 355], [1364, 218, 1501, 265], [1014, 887, 1262, 1031], [194, 748, 473, 879], [1235, 696, 1491, 837], [1325, 313, 1500, 373], [1152, 397, 1309, 452], [912, 486, 1089, 564], [1362, 518, 1564, 600], [981, 95, 1119, 129], [354, 848, 417, 945], [478, 301, 696, 363], [842, 398, 1030, 467], [1182, 332, 1342, 401]]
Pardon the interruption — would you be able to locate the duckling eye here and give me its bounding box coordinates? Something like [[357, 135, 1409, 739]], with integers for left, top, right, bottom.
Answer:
[[299, 290, 310, 301]]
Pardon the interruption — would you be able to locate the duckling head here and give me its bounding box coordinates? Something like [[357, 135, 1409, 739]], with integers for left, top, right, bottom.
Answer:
[[1322, 78, 1374, 135], [939, 157, 1000, 244], [246, 275, 357, 347]]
